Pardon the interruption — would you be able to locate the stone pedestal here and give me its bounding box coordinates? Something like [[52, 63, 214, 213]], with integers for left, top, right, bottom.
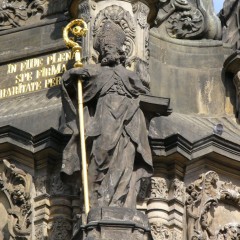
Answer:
[[73, 207, 150, 240]]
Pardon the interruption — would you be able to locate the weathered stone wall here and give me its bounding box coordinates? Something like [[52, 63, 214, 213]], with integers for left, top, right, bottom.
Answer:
[[149, 34, 232, 115]]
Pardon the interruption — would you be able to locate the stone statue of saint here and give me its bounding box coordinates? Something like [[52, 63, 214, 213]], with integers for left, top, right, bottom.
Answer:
[[60, 20, 153, 208]]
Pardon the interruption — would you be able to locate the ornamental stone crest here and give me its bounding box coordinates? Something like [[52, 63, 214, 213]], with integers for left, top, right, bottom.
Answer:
[[0, 159, 32, 239], [166, 7, 204, 39], [154, 0, 221, 40]]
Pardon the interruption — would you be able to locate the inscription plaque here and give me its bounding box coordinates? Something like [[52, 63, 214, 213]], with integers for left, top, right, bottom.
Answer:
[[0, 50, 71, 99]]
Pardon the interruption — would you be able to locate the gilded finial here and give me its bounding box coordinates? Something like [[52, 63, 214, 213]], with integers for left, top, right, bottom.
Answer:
[[63, 19, 88, 68]]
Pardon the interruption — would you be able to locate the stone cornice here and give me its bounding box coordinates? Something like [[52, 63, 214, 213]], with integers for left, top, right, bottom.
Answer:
[[150, 133, 240, 160], [0, 125, 69, 154], [0, 126, 239, 163]]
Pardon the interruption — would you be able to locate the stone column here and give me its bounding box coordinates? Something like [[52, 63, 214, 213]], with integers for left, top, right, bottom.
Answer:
[[147, 176, 185, 240]]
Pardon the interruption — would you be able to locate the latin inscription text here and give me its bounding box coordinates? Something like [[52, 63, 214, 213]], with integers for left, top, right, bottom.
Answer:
[[0, 51, 71, 99]]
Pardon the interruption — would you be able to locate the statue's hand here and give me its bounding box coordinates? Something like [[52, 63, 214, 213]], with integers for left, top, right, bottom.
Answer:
[[62, 68, 90, 86]]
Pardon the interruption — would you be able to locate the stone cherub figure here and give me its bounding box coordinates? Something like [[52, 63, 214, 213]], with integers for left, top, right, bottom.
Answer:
[[60, 20, 153, 208]]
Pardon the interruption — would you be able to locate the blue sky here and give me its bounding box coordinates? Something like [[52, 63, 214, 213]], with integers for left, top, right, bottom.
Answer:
[[213, 0, 224, 13]]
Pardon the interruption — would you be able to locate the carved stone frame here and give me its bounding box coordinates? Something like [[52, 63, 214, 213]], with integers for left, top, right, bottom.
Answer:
[[186, 171, 240, 240], [0, 159, 32, 239]]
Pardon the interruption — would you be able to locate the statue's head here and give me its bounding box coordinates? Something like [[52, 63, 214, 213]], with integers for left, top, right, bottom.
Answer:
[[94, 20, 126, 66]]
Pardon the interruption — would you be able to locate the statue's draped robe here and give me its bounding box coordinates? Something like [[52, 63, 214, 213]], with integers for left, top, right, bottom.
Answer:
[[60, 64, 153, 208]]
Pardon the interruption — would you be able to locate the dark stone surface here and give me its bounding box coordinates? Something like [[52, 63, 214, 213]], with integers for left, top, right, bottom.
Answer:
[[0, 88, 62, 135], [0, 17, 69, 64]]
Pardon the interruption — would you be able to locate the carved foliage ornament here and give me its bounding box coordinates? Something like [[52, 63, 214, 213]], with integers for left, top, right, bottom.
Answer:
[[217, 224, 240, 240], [150, 222, 183, 240], [150, 177, 168, 199], [186, 171, 240, 240], [0, 0, 47, 30], [0, 159, 32, 239], [170, 178, 185, 202], [149, 177, 185, 202], [93, 5, 135, 58], [151, 222, 171, 240]]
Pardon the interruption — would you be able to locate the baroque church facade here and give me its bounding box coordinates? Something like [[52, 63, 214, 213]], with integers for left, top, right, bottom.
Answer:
[[0, 0, 239, 239]]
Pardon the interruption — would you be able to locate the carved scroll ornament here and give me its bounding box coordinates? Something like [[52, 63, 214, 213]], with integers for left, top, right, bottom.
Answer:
[[148, 177, 185, 202], [0, 159, 32, 239], [186, 171, 240, 240], [0, 0, 47, 30]]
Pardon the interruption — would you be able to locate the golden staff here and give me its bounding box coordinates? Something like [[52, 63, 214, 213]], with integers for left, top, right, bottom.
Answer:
[[63, 19, 90, 214]]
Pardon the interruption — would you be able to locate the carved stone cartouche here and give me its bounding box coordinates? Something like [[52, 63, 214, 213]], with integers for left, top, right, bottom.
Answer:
[[0, 159, 32, 239], [186, 171, 240, 240], [154, 0, 221, 40]]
